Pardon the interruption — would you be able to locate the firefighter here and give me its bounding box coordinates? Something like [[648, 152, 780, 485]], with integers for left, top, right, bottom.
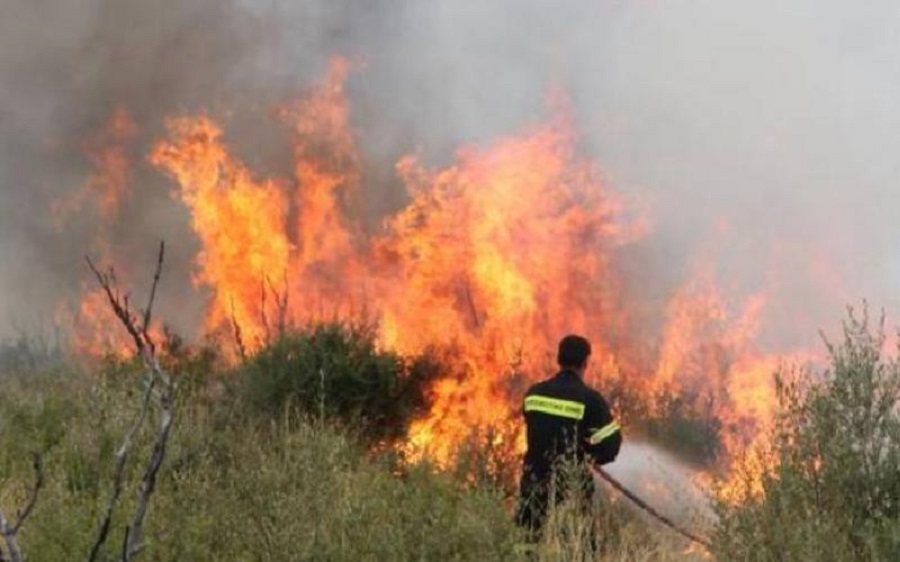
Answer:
[[515, 334, 622, 538]]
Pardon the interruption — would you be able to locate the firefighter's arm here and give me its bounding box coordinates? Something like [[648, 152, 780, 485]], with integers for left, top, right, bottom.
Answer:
[[583, 392, 622, 465]]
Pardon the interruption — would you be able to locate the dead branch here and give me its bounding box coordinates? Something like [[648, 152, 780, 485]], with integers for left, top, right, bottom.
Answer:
[[230, 296, 247, 362], [124, 371, 173, 560], [140, 242, 165, 343], [10, 454, 43, 535], [268, 271, 290, 338], [0, 453, 44, 562], [85, 242, 164, 359], [462, 279, 481, 329], [87, 377, 156, 562], [259, 277, 270, 347], [84, 241, 175, 562], [86, 256, 143, 354], [0, 510, 20, 562], [259, 272, 290, 346]]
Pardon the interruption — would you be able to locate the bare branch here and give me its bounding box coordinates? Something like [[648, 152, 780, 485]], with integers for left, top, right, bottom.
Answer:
[[123, 394, 173, 560], [0, 511, 20, 562], [140, 241, 165, 347], [259, 276, 270, 347], [84, 242, 175, 562], [11, 453, 43, 534], [462, 278, 481, 330], [85, 255, 144, 355], [230, 296, 247, 362], [0, 453, 44, 562], [121, 526, 130, 562], [267, 271, 290, 338], [87, 376, 156, 562], [259, 270, 290, 345]]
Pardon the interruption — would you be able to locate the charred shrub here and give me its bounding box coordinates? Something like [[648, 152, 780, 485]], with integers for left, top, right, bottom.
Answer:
[[713, 308, 900, 561], [608, 382, 723, 465], [643, 388, 722, 465], [236, 322, 440, 441]]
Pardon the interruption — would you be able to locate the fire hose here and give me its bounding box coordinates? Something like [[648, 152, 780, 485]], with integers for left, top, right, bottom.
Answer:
[[591, 465, 712, 550]]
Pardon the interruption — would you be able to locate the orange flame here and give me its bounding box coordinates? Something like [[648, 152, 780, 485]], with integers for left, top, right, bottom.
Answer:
[[53, 107, 137, 225], [150, 116, 293, 349], [66, 58, 822, 484], [377, 110, 643, 460], [55, 108, 141, 356]]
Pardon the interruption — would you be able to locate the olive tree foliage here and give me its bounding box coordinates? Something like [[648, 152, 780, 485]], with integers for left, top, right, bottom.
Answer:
[[714, 307, 900, 561]]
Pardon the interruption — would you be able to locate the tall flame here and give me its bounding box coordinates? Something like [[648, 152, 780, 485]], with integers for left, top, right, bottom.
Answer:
[[150, 116, 293, 348], [66, 58, 821, 479], [376, 109, 642, 460]]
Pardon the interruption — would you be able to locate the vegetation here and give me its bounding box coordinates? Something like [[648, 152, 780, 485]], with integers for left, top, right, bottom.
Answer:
[[633, 388, 722, 465], [10, 289, 899, 560], [0, 324, 698, 561], [712, 309, 900, 561], [234, 321, 441, 443]]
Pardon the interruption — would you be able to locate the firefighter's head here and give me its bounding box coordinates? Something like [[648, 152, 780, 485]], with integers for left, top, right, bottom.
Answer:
[[557, 334, 591, 376]]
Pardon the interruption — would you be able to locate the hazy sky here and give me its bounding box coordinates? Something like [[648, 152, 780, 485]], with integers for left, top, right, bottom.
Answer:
[[2, 0, 899, 345]]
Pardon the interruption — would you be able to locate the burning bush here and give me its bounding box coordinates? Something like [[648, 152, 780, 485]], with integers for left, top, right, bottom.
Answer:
[[641, 389, 722, 465], [234, 322, 441, 442], [47, 57, 818, 479], [609, 383, 723, 466], [712, 308, 900, 560]]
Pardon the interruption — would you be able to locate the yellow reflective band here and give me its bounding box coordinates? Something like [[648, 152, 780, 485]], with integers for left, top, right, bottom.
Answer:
[[588, 421, 620, 445], [524, 395, 585, 420]]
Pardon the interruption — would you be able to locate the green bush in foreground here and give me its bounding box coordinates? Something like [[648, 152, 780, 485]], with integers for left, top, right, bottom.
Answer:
[[713, 309, 900, 561], [235, 322, 440, 442]]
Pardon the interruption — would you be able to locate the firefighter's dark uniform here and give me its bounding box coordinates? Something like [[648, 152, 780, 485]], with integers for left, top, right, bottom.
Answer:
[[516, 369, 622, 533]]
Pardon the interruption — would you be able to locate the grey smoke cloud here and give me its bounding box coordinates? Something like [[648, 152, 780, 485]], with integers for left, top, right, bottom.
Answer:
[[2, 0, 899, 347]]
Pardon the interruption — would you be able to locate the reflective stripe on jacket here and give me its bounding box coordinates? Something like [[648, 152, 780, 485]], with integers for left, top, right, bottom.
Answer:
[[522, 370, 622, 477]]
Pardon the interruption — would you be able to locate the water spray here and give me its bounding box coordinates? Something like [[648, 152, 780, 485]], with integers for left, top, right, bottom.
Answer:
[[592, 465, 712, 549]]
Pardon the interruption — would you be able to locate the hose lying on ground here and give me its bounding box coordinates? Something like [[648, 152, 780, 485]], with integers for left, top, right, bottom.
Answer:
[[591, 465, 712, 550]]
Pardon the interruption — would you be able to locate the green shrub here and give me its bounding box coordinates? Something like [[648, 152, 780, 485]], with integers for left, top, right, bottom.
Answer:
[[0, 369, 524, 561], [712, 308, 900, 561], [0, 351, 709, 562], [235, 322, 440, 441], [149, 416, 522, 561]]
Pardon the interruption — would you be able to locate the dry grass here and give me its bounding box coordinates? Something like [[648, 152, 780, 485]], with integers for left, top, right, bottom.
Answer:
[[0, 358, 708, 562]]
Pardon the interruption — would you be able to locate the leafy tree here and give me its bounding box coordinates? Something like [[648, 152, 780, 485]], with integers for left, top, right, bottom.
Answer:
[[714, 308, 900, 561]]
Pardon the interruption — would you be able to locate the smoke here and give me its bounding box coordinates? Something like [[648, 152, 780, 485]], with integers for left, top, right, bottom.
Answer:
[[2, 0, 899, 346]]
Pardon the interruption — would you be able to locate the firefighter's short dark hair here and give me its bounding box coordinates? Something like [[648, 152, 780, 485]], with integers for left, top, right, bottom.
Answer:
[[557, 334, 591, 368]]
